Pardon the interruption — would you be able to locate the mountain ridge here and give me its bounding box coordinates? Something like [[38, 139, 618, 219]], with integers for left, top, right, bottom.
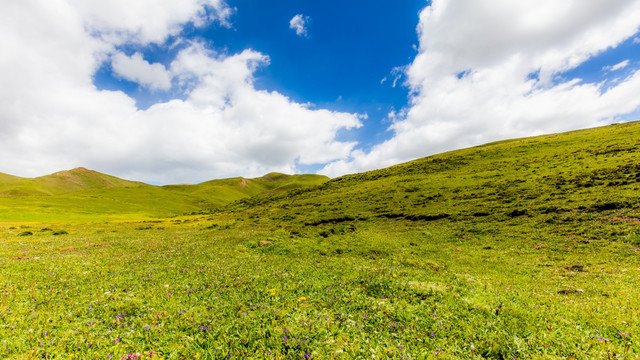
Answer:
[[0, 167, 146, 197], [0, 168, 330, 221]]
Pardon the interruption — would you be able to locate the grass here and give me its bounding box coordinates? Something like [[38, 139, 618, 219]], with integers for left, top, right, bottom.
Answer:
[[1, 122, 640, 359], [0, 168, 145, 197], [0, 173, 329, 222]]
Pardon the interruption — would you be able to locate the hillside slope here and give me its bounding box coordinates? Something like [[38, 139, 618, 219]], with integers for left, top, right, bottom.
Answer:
[[164, 173, 329, 207], [0, 172, 23, 182], [0, 167, 146, 196], [224, 122, 640, 246], [0, 170, 329, 221]]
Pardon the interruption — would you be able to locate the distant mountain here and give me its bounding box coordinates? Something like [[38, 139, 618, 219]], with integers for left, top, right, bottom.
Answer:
[[0, 167, 146, 196], [0, 169, 329, 221], [164, 173, 329, 207]]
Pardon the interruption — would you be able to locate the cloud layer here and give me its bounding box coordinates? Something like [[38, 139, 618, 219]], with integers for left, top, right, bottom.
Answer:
[[0, 1, 360, 184], [321, 0, 640, 176]]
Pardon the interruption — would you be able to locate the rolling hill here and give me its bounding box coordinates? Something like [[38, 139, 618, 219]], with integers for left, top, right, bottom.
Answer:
[[0, 167, 146, 196], [219, 121, 640, 250], [0, 168, 329, 221]]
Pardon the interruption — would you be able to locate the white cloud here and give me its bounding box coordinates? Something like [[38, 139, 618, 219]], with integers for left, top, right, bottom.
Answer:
[[289, 14, 310, 37], [0, 1, 361, 184], [111, 52, 172, 90], [603, 59, 630, 72], [70, 0, 233, 45], [321, 0, 640, 177]]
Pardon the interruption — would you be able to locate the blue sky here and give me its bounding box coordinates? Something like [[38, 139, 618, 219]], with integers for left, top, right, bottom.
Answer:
[[94, 0, 426, 152], [1, 0, 640, 184]]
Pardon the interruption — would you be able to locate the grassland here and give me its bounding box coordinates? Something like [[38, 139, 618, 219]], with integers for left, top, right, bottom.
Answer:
[[0, 172, 329, 222], [1, 122, 639, 359]]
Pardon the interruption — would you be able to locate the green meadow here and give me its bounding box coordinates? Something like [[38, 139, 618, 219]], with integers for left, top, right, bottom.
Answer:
[[1, 122, 639, 359]]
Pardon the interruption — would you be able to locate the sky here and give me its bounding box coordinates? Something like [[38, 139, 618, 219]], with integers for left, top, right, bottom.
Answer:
[[1, 0, 640, 184]]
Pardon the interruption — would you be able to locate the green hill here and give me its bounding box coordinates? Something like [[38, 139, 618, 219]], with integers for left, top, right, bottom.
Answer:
[[224, 121, 640, 248], [0, 167, 146, 196], [0, 172, 23, 182], [0, 170, 329, 221], [34, 167, 147, 194], [164, 172, 329, 207]]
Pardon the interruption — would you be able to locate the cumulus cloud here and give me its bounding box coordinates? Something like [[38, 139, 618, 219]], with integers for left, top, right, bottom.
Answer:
[[321, 0, 640, 177], [70, 0, 233, 45], [0, 1, 360, 184], [111, 52, 172, 90], [289, 14, 310, 37]]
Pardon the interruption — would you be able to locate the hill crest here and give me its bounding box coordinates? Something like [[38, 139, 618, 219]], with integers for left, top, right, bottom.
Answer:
[[0, 167, 145, 196]]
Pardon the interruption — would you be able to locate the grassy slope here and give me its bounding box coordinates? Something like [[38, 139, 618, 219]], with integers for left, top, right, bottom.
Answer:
[[0, 172, 23, 182], [164, 173, 329, 208], [228, 122, 640, 241], [0, 122, 639, 359], [0, 167, 146, 196], [33, 167, 147, 195], [0, 171, 329, 221]]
